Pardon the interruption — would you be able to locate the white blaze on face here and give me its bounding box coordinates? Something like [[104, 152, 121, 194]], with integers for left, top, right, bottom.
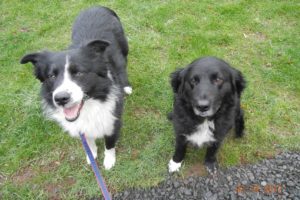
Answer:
[[52, 55, 84, 121], [53, 55, 84, 108]]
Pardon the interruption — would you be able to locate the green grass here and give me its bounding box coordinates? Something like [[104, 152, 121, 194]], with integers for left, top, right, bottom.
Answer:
[[1, 0, 299, 199]]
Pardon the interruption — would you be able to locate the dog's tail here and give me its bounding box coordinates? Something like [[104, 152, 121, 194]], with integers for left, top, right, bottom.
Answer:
[[167, 112, 173, 121]]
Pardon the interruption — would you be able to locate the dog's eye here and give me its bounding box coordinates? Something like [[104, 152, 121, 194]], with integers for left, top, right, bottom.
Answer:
[[213, 77, 223, 85], [75, 72, 83, 77], [190, 77, 199, 85], [48, 74, 56, 80]]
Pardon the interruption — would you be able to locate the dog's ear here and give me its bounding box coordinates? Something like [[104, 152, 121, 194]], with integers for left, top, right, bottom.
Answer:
[[170, 68, 186, 93], [231, 68, 246, 97], [86, 40, 110, 53], [20, 53, 41, 64], [20, 52, 48, 82]]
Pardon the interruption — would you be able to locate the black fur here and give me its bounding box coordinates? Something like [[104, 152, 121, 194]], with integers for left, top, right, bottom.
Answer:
[[169, 56, 246, 172]]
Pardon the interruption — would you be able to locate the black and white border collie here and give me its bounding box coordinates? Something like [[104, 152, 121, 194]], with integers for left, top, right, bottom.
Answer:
[[20, 6, 131, 170], [168, 57, 246, 173]]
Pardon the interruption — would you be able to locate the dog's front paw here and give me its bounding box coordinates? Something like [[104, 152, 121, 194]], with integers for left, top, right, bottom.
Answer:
[[103, 148, 116, 170], [124, 86, 132, 95], [168, 159, 182, 173], [205, 160, 218, 175]]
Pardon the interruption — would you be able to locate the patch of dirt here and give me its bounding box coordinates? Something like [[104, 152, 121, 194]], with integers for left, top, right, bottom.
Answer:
[[40, 160, 61, 173], [239, 154, 248, 165], [243, 31, 267, 42], [12, 166, 37, 185], [0, 172, 8, 185], [132, 107, 162, 119], [20, 27, 30, 33], [11, 157, 70, 199], [255, 151, 276, 159], [131, 149, 140, 160], [184, 163, 208, 177], [44, 177, 76, 200], [269, 125, 296, 137], [44, 183, 63, 200], [12, 160, 61, 185]]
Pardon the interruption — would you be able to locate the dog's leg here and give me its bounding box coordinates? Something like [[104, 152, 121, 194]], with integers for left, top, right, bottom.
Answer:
[[123, 86, 132, 95], [86, 138, 98, 165], [103, 132, 119, 170], [169, 135, 187, 173], [204, 142, 220, 174], [119, 67, 132, 95], [115, 56, 132, 95], [235, 107, 245, 138], [103, 147, 116, 170], [121, 68, 132, 95]]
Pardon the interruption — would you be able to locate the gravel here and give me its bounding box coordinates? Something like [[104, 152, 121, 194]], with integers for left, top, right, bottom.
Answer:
[[98, 152, 300, 199]]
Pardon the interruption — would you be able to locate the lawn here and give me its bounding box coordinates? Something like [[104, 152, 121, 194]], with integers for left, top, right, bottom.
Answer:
[[0, 0, 299, 199]]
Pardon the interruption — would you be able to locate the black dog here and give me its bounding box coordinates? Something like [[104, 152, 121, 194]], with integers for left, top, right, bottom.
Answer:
[[20, 6, 131, 169], [168, 57, 246, 173]]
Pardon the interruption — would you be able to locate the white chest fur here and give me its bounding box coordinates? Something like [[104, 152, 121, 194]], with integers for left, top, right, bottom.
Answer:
[[47, 92, 118, 139], [186, 119, 215, 147]]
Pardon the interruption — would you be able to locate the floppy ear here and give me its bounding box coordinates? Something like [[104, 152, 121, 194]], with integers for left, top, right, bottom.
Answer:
[[86, 40, 110, 53], [20, 53, 40, 64], [170, 68, 185, 93], [231, 68, 246, 97], [20, 52, 48, 82]]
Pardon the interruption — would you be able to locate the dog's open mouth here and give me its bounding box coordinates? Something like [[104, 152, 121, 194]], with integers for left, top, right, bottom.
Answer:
[[63, 101, 84, 122]]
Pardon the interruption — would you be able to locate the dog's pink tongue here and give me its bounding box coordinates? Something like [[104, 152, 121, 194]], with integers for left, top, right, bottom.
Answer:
[[63, 104, 80, 120]]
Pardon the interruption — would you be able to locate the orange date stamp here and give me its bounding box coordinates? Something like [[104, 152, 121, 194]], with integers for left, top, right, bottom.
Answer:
[[236, 183, 286, 194]]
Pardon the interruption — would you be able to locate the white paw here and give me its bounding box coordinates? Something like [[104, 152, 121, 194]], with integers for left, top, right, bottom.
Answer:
[[124, 86, 132, 95], [103, 148, 116, 170], [86, 152, 98, 165], [168, 159, 182, 173]]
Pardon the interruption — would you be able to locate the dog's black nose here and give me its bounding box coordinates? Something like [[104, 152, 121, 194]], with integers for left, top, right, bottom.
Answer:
[[54, 92, 70, 106], [196, 100, 210, 112], [197, 105, 210, 112]]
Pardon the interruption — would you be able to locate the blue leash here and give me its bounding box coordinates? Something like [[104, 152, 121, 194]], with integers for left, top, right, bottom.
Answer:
[[79, 133, 112, 200]]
